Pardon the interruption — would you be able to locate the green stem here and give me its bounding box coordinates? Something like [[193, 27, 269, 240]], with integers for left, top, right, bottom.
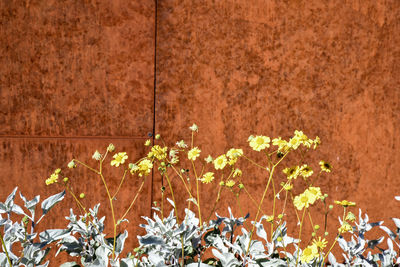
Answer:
[[112, 170, 128, 200], [322, 235, 339, 265], [191, 160, 202, 228], [99, 172, 117, 259], [73, 159, 99, 174], [0, 231, 12, 267], [119, 178, 147, 222], [296, 208, 307, 267], [243, 155, 269, 171]]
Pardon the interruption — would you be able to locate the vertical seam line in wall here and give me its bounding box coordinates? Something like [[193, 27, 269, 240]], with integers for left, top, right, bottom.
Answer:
[[150, 0, 158, 215]]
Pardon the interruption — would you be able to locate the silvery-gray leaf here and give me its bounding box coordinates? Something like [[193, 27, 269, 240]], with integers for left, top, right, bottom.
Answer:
[[5, 187, 18, 208], [138, 235, 164, 246], [60, 262, 80, 267], [37, 261, 50, 267], [186, 263, 215, 267], [115, 230, 128, 254], [11, 204, 25, 216], [254, 221, 268, 242], [380, 225, 398, 241], [39, 228, 70, 243], [368, 237, 384, 249], [120, 257, 136, 267], [393, 218, 400, 229], [0, 203, 6, 214], [40, 190, 65, 218], [166, 198, 175, 208], [187, 197, 198, 206]]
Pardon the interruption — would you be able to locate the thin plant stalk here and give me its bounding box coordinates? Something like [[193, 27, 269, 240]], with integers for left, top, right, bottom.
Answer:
[[0, 231, 12, 267], [112, 170, 128, 200], [119, 178, 147, 222], [246, 151, 289, 255], [191, 160, 202, 228], [296, 207, 307, 266], [99, 172, 117, 259]]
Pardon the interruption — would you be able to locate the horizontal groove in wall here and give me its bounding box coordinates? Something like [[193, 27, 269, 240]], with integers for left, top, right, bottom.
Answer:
[[0, 135, 149, 140]]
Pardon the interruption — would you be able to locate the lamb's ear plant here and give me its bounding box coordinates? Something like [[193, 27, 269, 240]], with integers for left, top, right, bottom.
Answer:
[[0, 187, 66, 267]]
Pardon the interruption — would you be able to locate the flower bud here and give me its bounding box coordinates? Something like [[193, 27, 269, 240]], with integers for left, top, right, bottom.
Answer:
[[324, 231, 329, 236], [155, 134, 160, 140], [219, 181, 225, 186], [238, 183, 244, 189], [55, 168, 61, 174], [312, 232, 316, 237], [67, 160, 76, 169], [107, 143, 115, 152], [278, 214, 283, 219], [314, 225, 320, 230], [63, 177, 69, 183], [79, 193, 85, 199], [277, 236, 283, 242], [329, 205, 333, 210]]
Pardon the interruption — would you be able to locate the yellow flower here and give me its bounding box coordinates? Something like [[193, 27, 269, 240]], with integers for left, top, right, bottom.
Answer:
[[45, 173, 58, 185], [200, 172, 214, 184], [288, 137, 301, 150], [313, 136, 321, 149], [170, 157, 179, 164], [283, 166, 300, 180], [129, 163, 139, 174], [339, 221, 353, 233], [345, 211, 356, 222], [188, 147, 201, 161], [225, 180, 235, 187], [111, 152, 128, 167], [282, 183, 293, 191], [293, 192, 311, 210], [249, 135, 270, 151], [144, 139, 151, 146], [319, 160, 332, 172], [305, 186, 322, 205], [266, 215, 274, 223], [272, 137, 290, 152], [176, 140, 188, 148], [214, 155, 227, 170], [227, 148, 243, 158], [300, 244, 319, 263], [334, 200, 356, 207], [312, 237, 328, 250], [233, 168, 242, 177], [300, 164, 313, 178], [138, 159, 153, 177], [226, 148, 243, 165], [148, 145, 168, 160]]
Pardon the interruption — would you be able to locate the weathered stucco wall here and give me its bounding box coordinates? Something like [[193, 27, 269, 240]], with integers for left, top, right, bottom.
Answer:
[[1, 0, 400, 263]]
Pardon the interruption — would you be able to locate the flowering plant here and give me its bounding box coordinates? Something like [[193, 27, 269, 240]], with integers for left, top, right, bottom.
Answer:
[[2, 124, 400, 266]]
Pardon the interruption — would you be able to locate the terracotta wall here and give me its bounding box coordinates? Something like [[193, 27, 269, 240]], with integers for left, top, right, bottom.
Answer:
[[1, 0, 400, 263]]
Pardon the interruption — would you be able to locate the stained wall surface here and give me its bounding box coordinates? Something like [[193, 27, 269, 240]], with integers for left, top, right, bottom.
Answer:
[[155, 0, 400, 248], [1, 0, 400, 263], [0, 0, 155, 264]]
